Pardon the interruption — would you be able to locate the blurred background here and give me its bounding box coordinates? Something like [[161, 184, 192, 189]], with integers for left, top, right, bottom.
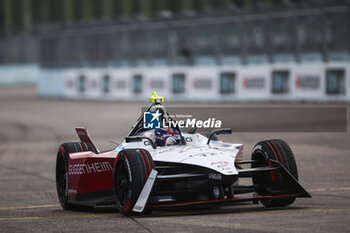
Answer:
[[0, 0, 349, 102]]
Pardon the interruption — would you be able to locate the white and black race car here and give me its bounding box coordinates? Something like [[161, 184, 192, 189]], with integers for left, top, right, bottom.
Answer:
[[55, 92, 311, 215]]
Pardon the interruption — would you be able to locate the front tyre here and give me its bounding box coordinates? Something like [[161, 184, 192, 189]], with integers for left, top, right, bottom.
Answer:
[[113, 149, 154, 216], [251, 139, 298, 207]]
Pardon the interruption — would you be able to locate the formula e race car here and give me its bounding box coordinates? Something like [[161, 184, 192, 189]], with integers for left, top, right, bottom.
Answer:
[[56, 92, 311, 215]]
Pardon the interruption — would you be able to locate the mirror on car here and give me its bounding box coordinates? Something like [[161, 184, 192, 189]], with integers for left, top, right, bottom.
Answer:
[[207, 128, 232, 144]]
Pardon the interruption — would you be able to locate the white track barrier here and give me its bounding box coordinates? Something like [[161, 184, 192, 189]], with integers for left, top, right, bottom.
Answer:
[[38, 63, 350, 102]]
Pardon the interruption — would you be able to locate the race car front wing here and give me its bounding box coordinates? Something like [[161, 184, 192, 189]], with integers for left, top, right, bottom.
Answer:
[[133, 159, 311, 212]]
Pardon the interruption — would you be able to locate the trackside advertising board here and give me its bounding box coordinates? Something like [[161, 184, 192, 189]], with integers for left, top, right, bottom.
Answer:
[[39, 63, 350, 102]]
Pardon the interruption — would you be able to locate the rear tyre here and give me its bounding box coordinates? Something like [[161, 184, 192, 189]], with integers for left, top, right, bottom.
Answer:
[[251, 139, 298, 207], [113, 149, 154, 216], [56, 142, 95, 210]]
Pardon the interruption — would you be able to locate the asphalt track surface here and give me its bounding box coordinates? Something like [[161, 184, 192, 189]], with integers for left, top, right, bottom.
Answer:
[[0, 87, 349, 233]]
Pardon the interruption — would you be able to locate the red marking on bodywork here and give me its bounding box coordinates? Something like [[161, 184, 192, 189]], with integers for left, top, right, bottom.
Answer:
[[67, 151, 116, 196]]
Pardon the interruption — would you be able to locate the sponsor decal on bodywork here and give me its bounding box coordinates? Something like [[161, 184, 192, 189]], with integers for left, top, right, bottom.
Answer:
[[209, 173, 222, 180], [68, 162, 113, 175]]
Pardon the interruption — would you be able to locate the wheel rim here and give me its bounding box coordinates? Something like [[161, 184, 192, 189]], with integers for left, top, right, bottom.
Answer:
[[115, 160, 131, 208], [56, 154, 67, 202]]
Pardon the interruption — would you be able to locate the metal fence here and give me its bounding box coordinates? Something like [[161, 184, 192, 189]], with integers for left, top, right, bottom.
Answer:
[[0, 35, 39, 64], [6, 3, 350, 67]]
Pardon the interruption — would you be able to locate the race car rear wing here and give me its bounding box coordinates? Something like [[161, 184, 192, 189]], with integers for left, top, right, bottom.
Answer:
[[75, 127, 100, 153]]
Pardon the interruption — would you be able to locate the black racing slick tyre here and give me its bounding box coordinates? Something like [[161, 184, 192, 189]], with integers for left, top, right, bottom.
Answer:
[[56, 142, 95, 210], [113, 149, 155, 216], [251, 139, 298, 207]]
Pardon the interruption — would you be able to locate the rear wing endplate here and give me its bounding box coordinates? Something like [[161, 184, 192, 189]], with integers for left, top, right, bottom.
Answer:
[[75, 127, 100, 153]]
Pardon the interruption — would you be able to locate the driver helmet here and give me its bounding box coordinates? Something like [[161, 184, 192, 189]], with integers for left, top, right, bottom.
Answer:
[[154, 128, 180, 147]]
